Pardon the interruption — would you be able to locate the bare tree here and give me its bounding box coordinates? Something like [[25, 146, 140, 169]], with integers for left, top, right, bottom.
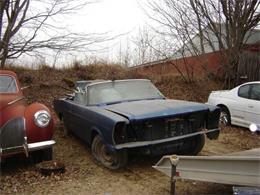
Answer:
[[142, 1, 210, 82], [131, 27, 173, 65], [0, 0, 106, 68], [192, 0, 260, 87], [145, 0, 260, 87], [131, 27, 154, 65]]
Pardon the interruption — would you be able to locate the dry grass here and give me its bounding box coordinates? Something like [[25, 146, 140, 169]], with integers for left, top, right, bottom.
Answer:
[[7, 63, 221, 106]]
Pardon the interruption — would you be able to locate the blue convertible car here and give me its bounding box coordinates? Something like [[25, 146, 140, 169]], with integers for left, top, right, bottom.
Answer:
[[54, 79, 220, 169]]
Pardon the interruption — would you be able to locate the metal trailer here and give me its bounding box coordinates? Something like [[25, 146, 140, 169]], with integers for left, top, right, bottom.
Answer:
[[153, 148, 260, 194]]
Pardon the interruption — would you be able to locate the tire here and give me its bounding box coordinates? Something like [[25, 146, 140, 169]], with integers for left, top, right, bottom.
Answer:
[[184, 134, 205, 155], [91, 135, 128, 169], [219, 107, 231, 126], [31, 148, 53, 163]]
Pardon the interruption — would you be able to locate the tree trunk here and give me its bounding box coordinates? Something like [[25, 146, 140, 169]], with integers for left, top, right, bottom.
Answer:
[[1, 46, 8, 69], [1, 55, 7, 69], [0, 0, 6, 40]]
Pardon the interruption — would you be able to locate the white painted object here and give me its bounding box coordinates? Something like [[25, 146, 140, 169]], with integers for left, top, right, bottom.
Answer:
[[206, 81, 260, 130], [153, 148, 260, 187]]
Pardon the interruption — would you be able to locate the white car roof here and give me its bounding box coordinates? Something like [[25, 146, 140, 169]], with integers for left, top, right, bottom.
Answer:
[[239, 81, 260, 86]]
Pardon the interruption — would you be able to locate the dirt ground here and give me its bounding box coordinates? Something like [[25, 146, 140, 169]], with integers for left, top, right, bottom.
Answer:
[[1, 124, 259, 195], [1, 66, 260, 194]]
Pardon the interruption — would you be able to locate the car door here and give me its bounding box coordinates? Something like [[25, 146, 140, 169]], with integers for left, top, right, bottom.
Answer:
[[244, 83, 260, 127], [228, 84, 250, 127], [69, 93, 87, 134], [67, 91, 93, 142]]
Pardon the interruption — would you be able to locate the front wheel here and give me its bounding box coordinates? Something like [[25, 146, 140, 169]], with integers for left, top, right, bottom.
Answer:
[[219, 107, 231, 126], [91, 135, 128, 169]]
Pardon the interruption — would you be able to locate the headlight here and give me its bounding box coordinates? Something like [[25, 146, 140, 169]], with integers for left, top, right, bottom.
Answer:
[[34, 110, 51, 128], [113, 122, 127, 144], [249, 123, 258, 133]]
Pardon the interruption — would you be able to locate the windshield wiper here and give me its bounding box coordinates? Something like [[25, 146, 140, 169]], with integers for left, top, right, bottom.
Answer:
[[100, 97, 165, 106]]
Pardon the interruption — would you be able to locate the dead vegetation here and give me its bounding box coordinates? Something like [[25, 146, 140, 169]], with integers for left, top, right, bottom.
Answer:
[[1, 64, 259, 194]]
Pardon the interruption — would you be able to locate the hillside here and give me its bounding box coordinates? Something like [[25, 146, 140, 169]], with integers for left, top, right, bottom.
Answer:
[[13, 64, 220, 107]]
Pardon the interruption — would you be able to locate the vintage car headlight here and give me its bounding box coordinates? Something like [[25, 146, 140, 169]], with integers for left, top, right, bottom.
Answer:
[[34, 110, 51, 128]]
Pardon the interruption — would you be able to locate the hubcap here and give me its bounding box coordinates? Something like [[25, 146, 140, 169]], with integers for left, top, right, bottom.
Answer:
[[100, 145, 115, 163], [96, 139, 118, 167], [220, 112, 229, 126]]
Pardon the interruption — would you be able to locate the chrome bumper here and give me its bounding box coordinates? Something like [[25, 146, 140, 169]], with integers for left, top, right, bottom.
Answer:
[[0, 140, 55, 157], [114, 128, 219, 149], [28, 140, 56, 152], [0, 117, 56, 158]]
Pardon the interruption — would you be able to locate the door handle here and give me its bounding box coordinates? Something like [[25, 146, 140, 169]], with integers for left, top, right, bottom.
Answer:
[[248, 105, 254, 108]]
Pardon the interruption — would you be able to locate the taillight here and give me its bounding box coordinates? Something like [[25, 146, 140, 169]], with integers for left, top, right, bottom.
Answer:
[[113, 122, 127, 144]]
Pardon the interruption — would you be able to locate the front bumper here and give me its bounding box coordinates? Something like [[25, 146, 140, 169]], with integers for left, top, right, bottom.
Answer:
[[27, 140, 56, 152], [0, 117, 55, 158], [0, 139, 55, 157], [114, 128, 219, 149]]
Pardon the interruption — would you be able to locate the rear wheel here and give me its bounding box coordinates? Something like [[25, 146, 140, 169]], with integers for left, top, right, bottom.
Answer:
[[91, 135, 127, 169]]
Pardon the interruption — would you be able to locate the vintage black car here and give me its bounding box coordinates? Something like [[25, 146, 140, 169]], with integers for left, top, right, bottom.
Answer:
[[54, 79, 220, 169]]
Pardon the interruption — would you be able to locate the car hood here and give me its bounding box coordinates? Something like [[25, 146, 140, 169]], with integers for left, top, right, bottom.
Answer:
[[104, 99, 209, 121]]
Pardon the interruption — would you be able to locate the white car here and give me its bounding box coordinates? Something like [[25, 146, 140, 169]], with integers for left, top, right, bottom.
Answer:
[[207, 81, 260, 130]]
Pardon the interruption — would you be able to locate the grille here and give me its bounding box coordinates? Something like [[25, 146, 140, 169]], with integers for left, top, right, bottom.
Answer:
[[165, 118, 194, 137], [127, 112, 205, 142], [0, 117, 25, 149], [147, 118, 194, 140]]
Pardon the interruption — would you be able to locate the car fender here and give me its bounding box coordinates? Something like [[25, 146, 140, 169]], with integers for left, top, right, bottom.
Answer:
[[24, 103, 54, 143], [0, 101, 26, 127], [208, 95, 234, 115], [90, 127, 103, 143], [90, 127, 117, 152], [86, 107, 129, 146], [216, 104, 230, 112]]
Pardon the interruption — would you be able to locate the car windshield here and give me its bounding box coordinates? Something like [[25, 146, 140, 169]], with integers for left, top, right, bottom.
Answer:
[[0, 75, 17, 93], [87, 80, 164, 105]]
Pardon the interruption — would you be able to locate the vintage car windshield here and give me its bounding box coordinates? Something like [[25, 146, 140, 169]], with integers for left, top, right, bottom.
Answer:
[[88, 80, 164, 105], [0, 75, 17, 93]]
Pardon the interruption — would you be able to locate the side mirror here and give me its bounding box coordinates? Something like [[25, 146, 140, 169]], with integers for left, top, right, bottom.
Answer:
[[249, 123, 259, 133]]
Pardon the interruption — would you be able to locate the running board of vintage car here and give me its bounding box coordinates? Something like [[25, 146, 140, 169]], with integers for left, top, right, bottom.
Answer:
[[153, 148, 260, 193]]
